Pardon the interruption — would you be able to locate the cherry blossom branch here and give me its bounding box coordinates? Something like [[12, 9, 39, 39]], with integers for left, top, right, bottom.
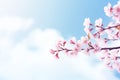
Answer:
[[50, 1, 120, 72]]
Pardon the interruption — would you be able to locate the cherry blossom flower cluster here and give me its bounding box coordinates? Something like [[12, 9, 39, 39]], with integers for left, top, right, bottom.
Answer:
[[104, 1, 120, 22], [50, 1, 120, 72]]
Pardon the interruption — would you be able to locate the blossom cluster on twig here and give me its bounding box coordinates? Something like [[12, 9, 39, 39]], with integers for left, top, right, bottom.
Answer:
[[50, 1, 120, 72]]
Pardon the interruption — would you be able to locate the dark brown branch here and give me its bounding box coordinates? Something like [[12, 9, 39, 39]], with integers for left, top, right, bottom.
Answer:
[[103, 24, 120, 30], [101, 46, 120, 50], [58, 46, 120, 53], [58, 48, 72, 52], [94, 24, 120, 33]]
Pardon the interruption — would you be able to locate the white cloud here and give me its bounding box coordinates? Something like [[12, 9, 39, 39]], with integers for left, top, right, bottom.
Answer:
[[0, 16, 119, 80], [0, 16, 34, 56], [0, 16, 34, 33], [70, 53, 119, 80]]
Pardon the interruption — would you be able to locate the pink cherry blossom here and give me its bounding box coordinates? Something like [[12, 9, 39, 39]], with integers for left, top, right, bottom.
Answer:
[[55, 53, 59, 59], [95, 18, 103, 27], [70, 37, 76, 44], [112, 2, 120, 22], [92, 44, 101, 54], [113, 5, 120, 16], [50, 49, 56, 54], [95, 38, 106, 47], [83, 18, 91, 27], [104, 3, 112, 17], [80, 36, 89, 44], [84, 27, 90, 34], [71, 46, 80, 55]]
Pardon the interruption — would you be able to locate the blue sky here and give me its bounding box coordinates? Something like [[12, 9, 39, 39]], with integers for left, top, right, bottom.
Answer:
[[0, 0, 119, 80], [2, 0, 116, 38]]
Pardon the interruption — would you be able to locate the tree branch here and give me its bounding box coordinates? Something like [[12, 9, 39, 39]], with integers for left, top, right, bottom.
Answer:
[[101, 46, 120, 50]]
